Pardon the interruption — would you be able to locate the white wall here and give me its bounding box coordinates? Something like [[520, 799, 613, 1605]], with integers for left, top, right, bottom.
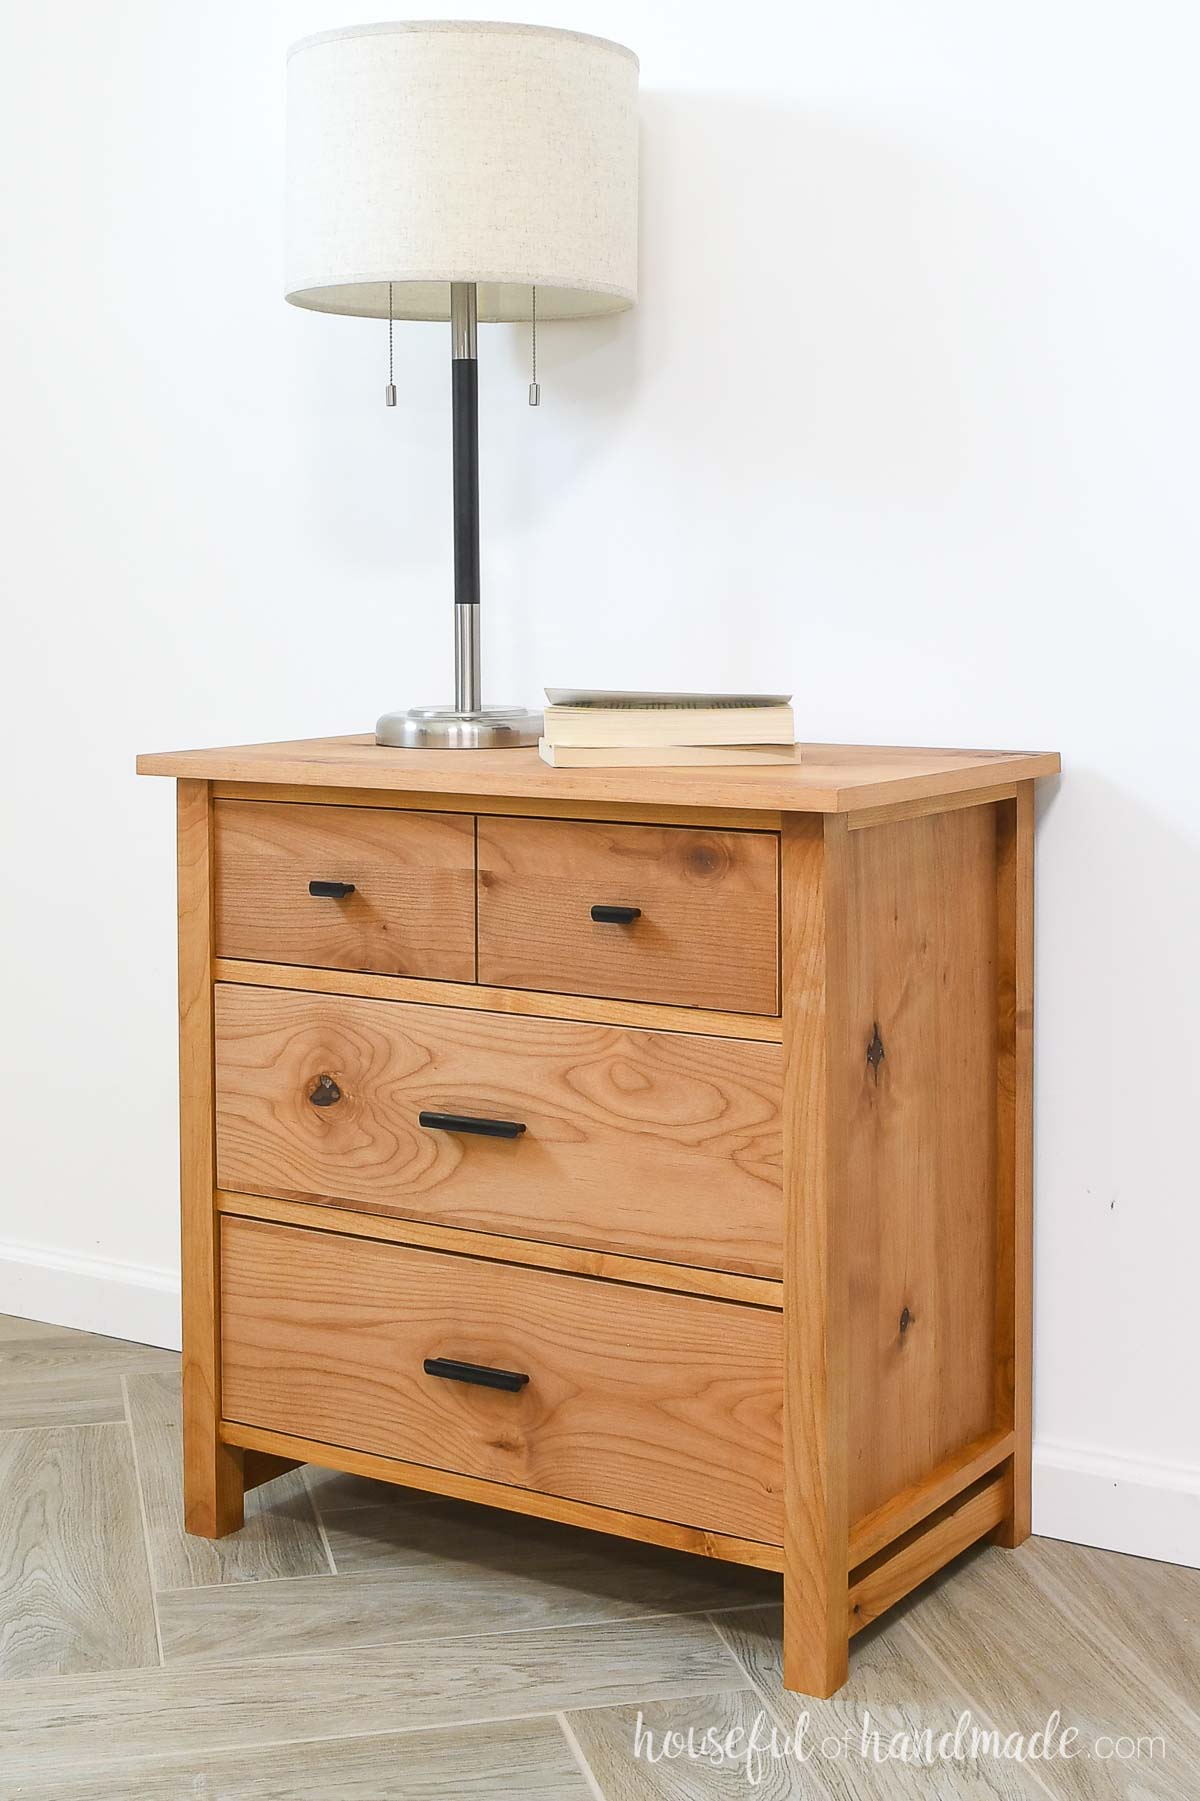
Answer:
[[2, 1, 1197, 1564]]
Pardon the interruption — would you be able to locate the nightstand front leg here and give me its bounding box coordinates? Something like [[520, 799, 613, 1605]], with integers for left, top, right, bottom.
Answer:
[[781, 814, 850, 1696], [177, 778, 245, 1539]]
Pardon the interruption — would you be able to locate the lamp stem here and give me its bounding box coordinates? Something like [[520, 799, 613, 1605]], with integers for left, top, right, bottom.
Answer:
[[450, 281, 481, 714]]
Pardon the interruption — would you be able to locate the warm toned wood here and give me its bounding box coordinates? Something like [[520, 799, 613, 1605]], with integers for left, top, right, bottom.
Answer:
[[215, 986, 784, 1277], [216, 1191, 783, 1309], [138, 734, 1061, 813], [781, 813, 849, 1699], [144, 740, 1051, 1699], [845, 781, 1017, 831], [478, 815, 780, 1014], [211, 779, 778, 832], [993, 782, 1035, 1548], [176, 779, 244, 1538], [222, 1419, 785, 1572], [213, 957, 783, 1042], [841, 805, 999, 1523], [213, 799, 475, 980], [847, 1470, 1008, 1634], [241, 1450, 303, 1492], [847, 1426, 1014, 1566], [220, 1217, 784, 1543]]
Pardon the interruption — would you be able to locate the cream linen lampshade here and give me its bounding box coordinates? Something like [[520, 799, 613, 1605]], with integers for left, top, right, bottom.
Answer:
[[284, 19, 639, 749], [285, 21, 639, 322]]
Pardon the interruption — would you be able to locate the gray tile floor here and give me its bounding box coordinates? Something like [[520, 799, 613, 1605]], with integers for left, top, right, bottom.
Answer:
[[0, 1312, 1195, 1798]]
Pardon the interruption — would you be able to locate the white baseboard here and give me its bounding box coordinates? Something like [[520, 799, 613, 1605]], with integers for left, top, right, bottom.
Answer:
[[1034, 1438, 1200, 1569], [0, 1238, 180, 1351]]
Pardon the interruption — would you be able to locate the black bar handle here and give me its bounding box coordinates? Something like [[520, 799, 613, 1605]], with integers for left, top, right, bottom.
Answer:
[[418, 1110, 526, 1140], [309, 880, 356, 899], [590, 904, 642, 925], [423, 1356, 529, 1393]]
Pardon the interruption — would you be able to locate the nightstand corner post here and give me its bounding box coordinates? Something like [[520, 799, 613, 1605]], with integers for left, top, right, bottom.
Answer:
[[176, 777, 244, 1537], [993, 780, 1035, 1548], [780, 811, 850, 1697]]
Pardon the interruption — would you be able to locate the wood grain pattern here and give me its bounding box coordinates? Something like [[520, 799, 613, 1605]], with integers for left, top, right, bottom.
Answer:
[[10, 1716, 592, 1801], [157, 1501, 773, 1664], [993, 784, 1034, 1547], [477, 815, 780, 1014], [224, 1420, 785, 1570], [137, 734, 1061, 814], [0, 1614, 746, 1781], [845, 781, 1018, 831], [217, 1191, 783, 1309], [0, 1425, 158, 1679], [214, 798, 475, 980], [212, 778, 779, 832], [847, 1471, 1007, 1634], [0, 1327, 177, 1430], [841, 805, 1000, 1523], [124, 1371, 329, 1590], [847, 1426, 1014, 1567], [781, 813, 850, 1699], [711, 1603, 1054, 1800], [899, 1542, 1200, 1801], [220, 1217, 784, 1543], [214, 957, 783, 1042], [214, 986, 784, 1277], [176, 778, 244, 1538]]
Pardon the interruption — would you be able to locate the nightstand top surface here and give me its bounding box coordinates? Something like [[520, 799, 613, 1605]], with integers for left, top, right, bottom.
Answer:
[[137, 735, 1060, 814]]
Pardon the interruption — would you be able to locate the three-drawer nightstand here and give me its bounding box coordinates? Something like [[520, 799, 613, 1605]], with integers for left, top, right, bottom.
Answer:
[[137, 733, 1059, 1697]]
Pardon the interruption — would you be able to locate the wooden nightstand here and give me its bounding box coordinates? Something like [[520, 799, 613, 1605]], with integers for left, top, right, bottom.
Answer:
[[137, 735, 1059, 1697]]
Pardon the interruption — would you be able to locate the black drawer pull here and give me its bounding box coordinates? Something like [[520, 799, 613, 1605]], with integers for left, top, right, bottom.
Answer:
[[308, 880, 356, 899], [590, 904, 642, 925], [418, 1110, 526, 1139], [423, 1357, 529, 1393]]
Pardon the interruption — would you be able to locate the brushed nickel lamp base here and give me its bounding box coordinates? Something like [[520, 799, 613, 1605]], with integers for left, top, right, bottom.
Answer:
[[375, 284, 542, 752], [375, 704, 542, 749]]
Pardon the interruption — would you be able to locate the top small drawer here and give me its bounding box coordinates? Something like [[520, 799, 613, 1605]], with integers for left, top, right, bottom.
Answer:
[[477, 816, 780, 1015], [213, 800, 475, 981]]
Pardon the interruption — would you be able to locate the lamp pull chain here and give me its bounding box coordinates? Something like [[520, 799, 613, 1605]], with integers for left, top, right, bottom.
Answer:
[[528, 286, 540, 407], [385, 281, 397, 406]]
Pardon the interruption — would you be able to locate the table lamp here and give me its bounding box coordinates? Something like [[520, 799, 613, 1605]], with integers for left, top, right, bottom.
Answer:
[[285, 21, 639, 748]]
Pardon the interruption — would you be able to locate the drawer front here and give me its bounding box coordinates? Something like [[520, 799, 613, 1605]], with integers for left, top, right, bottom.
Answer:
[[214, 800, 475, 981], [477, 817, 780, 1015], [215, 985, 784, 1279], [221, 1216, 783, 1542]]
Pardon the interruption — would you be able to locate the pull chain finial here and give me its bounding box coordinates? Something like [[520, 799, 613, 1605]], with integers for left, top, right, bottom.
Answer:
[[384, 281, 397, 406], [528, 285, 540, 406]]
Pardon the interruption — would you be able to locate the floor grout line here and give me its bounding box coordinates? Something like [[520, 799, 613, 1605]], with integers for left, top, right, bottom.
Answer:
[[892, 1612, 1067, 1801], [556, 1710, 609, 1801], [150, 1598, 776, 1671], [0, 1416, 130, 1433], [121, 1374, 166, 1669], [1, 1693, 754, 1782], [301, 1469, 339, 1577]]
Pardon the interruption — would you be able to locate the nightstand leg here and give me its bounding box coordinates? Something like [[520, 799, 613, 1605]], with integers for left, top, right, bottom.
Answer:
[[993, 783, 1034, 1549], [177, 778, 244, 1539], [781, 815, 850, 1696]]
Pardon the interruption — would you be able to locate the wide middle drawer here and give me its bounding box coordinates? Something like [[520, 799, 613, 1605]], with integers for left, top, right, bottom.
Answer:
[[214, 985, 784, 1278]]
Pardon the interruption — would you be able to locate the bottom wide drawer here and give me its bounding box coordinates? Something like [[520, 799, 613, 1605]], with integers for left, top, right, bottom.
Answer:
[[220, 1216, 784, 1544]]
